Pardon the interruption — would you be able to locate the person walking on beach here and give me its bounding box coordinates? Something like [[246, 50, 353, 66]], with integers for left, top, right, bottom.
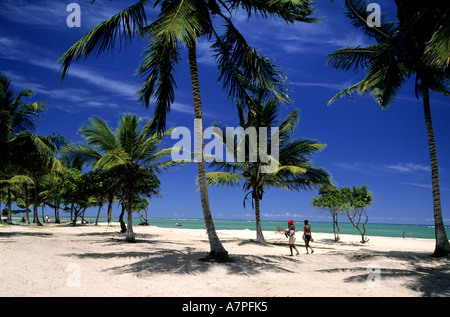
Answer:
[[285, 220, 300, 256], [303, 220, 314, 254]]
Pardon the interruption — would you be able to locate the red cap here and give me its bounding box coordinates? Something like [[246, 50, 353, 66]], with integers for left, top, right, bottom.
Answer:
[[288, 220, 294, 224]]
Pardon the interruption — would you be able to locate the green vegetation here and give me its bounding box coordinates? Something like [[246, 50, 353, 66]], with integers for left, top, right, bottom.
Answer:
[[313, 185, 373, 243], [67, 114, 179, 242]]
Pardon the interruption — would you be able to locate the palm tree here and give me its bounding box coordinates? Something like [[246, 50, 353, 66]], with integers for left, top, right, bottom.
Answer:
[[69, 113, 181, 242], [204, 92, 331, 243], [0, 73, 49, 225], [57, 0, 318, 260], [21, 133, 66, 226], [0, 164, 32, 224], [326, 0, 450, 256], [0, 72, 46, 165]]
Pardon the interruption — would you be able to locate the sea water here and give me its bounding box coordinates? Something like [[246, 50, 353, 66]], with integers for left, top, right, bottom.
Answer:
[[79, 217, 447, 239]]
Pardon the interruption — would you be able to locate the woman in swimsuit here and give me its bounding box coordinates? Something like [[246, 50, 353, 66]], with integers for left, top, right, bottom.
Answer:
[[285, 220, 300, 256], [303, 220, 314, 254]]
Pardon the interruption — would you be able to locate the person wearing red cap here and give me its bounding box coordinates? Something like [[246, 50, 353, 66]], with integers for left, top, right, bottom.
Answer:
[[285, 220, 299, 256]]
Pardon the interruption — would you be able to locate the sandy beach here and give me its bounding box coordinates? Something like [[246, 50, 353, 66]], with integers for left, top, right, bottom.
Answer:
[[1, 223, 449, 297]]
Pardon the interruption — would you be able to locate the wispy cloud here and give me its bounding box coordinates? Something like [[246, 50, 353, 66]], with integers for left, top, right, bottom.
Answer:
[[195, 38, 216, 67], [171, 102, 194, 115], [400, 182, 432, 189], [1, 33, 140, 99], [400, 182, 450, 191], [386, 162, 430, 173], [290, 81, 352, 91], [334, 161, 433, 177], [334, 162, 381, 175], [0, 0, 130, 30]]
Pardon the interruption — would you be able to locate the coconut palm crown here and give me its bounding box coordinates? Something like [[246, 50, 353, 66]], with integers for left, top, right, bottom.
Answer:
[[204, 91, 332, 243], [68, 113, 181, 242]]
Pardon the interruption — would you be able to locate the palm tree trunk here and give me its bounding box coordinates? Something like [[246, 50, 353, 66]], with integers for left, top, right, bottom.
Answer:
[[95, 204, 102, 225], [188, 41, 228, 261], [33, 183, 42, 226], [55, 202, 60, 224], [7, 188, 12, 224], [107, 195, 113, 225], [422, 85, 450, 257], [254, 194, 266, 243], [25, 184, 30, 224], [332, 213, 337, 241], [119, 203, 127, 233], [125, 184, 135, 242]]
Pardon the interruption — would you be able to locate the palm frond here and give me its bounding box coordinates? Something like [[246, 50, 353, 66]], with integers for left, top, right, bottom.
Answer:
[[94, 151, 128, 170], [65, 144, 103, 167], [343, 0, 395, 41], [58, 1, 148, 79], [79, 116, 118, 152], [227, 0, 318, 24], [326, 45, 382, 73], [117, 113, 141, 158], [204, 171, 243, 187], [137, 20, 181, 133], [212, 18, 290, 103], [272, 165, 307, 175], [424, 13, 450, 67], [148, 157, 185, 174], [327, 80, 367, 105]]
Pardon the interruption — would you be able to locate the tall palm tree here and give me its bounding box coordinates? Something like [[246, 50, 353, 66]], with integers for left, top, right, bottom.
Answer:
[[57, 0, 318, 260], [69, 113, 181, 242], [204, 92, 331, 243], [0, 73, 49, 225], [326, 0, 450, 256]]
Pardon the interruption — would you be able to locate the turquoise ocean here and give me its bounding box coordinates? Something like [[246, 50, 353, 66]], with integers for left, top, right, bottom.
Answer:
[[72, 217, 449, 240]]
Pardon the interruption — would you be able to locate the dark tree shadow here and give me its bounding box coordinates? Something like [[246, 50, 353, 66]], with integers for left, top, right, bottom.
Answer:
[[65, 247, 298, 278], [0, 231, 53, 239], [317, 250, 450, 297], [74, 231, 166, 245]]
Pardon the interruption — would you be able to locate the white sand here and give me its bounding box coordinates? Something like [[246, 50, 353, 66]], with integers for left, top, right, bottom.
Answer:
[[1, 223, 449, 297]]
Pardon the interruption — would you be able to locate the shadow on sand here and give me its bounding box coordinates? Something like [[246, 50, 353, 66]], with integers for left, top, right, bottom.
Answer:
[[67, 247, 297, 277], [60, 229, 450, 296], [317, 250, 450, 297]]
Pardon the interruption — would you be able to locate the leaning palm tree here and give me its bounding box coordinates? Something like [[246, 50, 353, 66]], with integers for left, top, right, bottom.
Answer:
[[326, 0, 450, 256], [57, 0, 318, 260], [68, 113, 181, 242], [204, 92, 331, 243]]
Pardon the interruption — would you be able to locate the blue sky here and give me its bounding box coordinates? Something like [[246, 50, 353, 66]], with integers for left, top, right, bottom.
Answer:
[[1, 0, 449, 225]]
